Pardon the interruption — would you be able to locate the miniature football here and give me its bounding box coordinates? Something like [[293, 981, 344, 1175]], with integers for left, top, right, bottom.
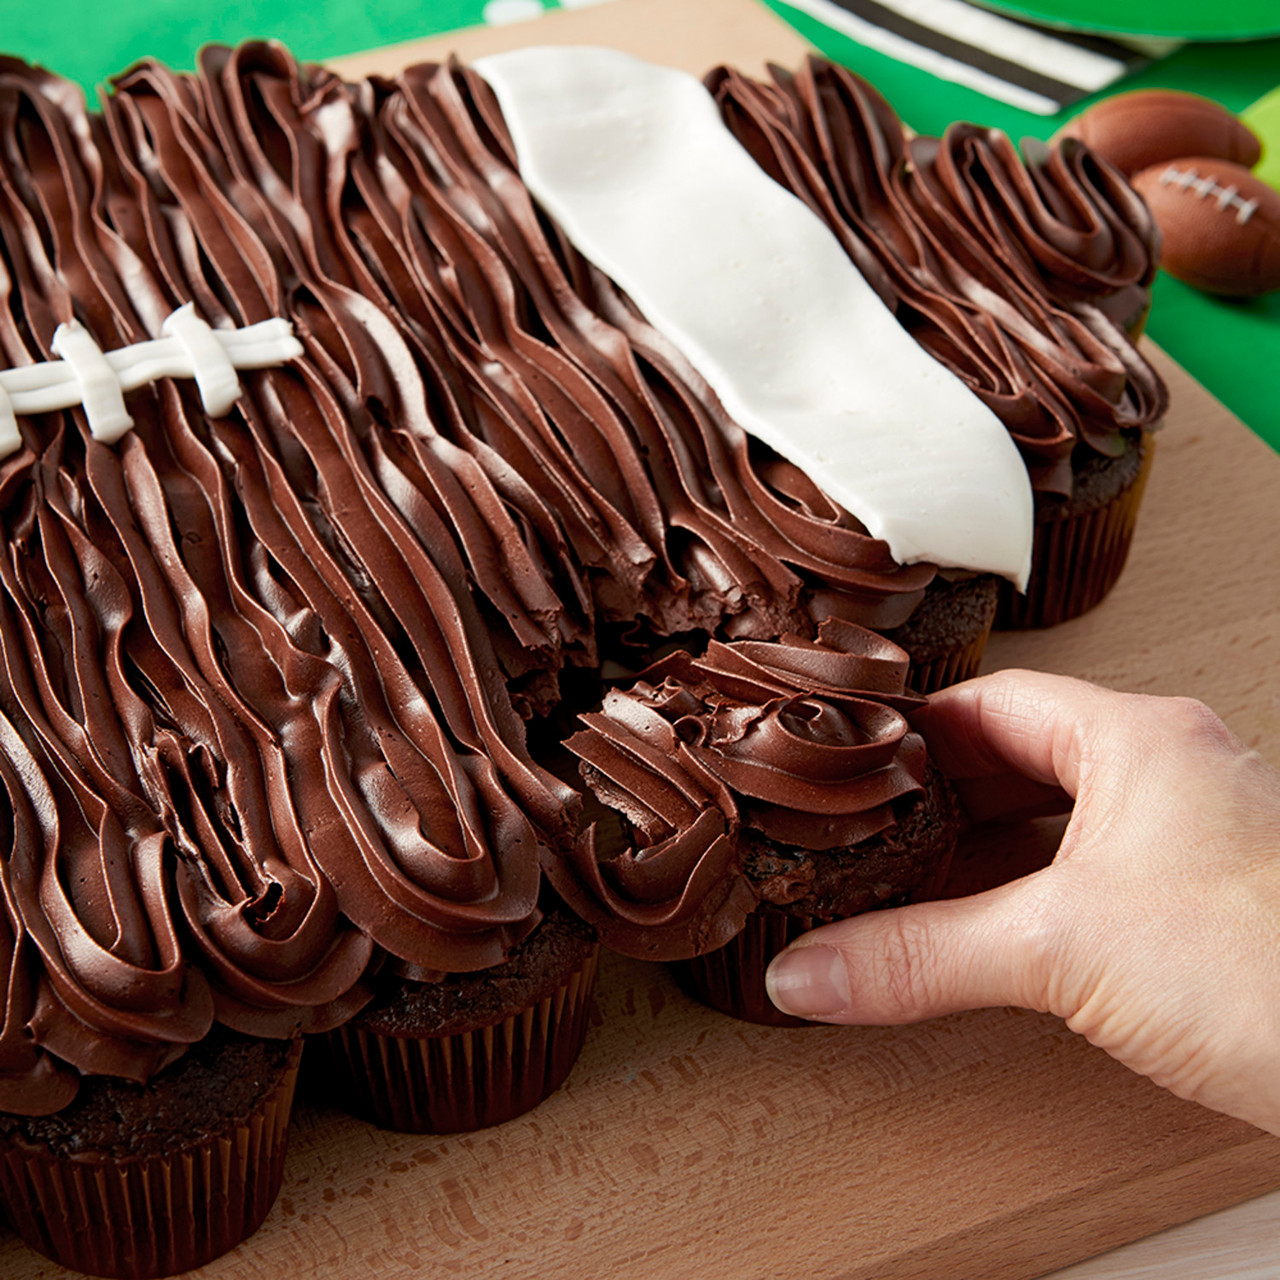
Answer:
[[1055, 90, 1261, 178], [1131, 157, 1280, 296]]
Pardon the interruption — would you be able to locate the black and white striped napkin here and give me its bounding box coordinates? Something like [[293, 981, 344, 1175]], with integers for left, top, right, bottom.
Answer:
[[779, 0, 1181, 115]]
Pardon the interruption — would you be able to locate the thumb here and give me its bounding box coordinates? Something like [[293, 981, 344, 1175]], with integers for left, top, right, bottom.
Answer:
[[765, 875, 1052, 1024]]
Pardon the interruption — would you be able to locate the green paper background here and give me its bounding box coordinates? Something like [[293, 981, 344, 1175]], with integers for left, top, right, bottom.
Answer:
[[0, 0, 489, 89], [765, 1, 1280, 453], [0, 0, 1277, 451], [966, 0, 1280, 40]]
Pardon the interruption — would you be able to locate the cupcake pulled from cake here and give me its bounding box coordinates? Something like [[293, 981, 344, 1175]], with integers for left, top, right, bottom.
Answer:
[[552, 619, 959, 1026]]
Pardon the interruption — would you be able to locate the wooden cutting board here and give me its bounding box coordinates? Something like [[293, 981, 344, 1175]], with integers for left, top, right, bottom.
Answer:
[[4, 1, 1280, 1277]]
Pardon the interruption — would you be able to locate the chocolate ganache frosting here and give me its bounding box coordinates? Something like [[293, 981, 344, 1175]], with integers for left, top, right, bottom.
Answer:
[[0, 45, 932, 1114], [0, 50, 580, 1110], [373, 54, 936, 634], [0, 43, 1156, 1115], [553, 619, 932, 960], [708, 60, 1167, 494]]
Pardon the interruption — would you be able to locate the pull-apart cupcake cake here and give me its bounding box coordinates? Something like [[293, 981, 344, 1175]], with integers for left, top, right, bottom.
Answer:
[[0, 39, 1164, 1277]]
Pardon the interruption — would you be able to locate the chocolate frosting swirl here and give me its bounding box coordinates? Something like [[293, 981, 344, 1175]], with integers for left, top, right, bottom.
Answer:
[[552, 620, 927, 959], [371, 58, 935, 634], [708, 60, 1167, 494]]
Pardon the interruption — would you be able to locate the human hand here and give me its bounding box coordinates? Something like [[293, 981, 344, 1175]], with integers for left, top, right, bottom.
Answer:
[[765, 669, 1280, 1137]]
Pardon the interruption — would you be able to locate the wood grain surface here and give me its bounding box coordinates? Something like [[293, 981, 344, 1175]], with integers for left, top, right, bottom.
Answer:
[[3, 3, 1279, 1278]]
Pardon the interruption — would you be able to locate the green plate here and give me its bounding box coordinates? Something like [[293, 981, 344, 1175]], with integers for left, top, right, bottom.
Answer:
[[969, 0, 1280, 40]]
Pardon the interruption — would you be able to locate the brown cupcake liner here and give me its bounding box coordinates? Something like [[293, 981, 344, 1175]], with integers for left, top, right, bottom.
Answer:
[[670, 911, 818, 1028], [997, 439, 1154, 630], [907, 626, 990, 695], [316, 946, 599, 1134], [0, 1038, 302, 1279]]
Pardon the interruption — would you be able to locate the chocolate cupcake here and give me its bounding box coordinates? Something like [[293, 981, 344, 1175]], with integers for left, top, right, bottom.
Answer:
[[709, 59, 1167, 628], [905, 125, 1163, 627], [551, 620, 960, 1026], [0, 1030, 301, 1279], [311, 904, 597, 1133], [995, 431, 1153, 629], [882, 572, 999, 692]]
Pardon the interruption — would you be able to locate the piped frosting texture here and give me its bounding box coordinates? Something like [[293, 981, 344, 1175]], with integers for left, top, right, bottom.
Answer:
[[0, 49, 568, 1108], [708, 60, 1167, 495], [553, 620, 930, 959], [0, 45, 927, 1112], [475, 47, 1034, 585], [0, 45, 1163, 1114]]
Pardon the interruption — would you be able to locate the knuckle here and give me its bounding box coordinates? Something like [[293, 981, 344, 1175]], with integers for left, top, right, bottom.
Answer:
[[876, 912, 937, 1019], [1156, 696, 1239, 752]]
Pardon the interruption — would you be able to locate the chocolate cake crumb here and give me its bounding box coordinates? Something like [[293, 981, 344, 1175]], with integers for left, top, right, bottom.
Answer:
[[353, 908, 598, 1039], [1038, 433, 1147, 519], [884, 576, 999, 664], [742, 766, 960, 920], [0, 1031, 294, 1161]]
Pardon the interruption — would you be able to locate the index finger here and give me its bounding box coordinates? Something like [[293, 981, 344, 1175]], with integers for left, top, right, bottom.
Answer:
[[911, 669, 1130, 822]]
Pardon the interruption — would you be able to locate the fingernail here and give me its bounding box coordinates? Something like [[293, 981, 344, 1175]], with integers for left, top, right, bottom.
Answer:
[[765, 944, 852, 1018]]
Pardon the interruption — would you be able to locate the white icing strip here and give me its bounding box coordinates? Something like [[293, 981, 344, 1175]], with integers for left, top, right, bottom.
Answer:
[[0, 385, 18, 458], [161, 302, 241, 416], [51, 320, 133, 444], [475, 47, 1033, 585], [0, 308, 304, 458]]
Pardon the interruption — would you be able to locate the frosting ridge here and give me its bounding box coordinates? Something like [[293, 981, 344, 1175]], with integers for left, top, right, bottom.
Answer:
[[0, 43, 1158, 1116], [707, 60, 1166, 495]]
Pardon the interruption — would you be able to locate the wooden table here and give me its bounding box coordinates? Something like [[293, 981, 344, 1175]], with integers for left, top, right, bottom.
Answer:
[[4, 1, 1280, 1276]]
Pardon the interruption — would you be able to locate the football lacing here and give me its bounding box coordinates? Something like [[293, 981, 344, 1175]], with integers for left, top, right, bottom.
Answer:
[[1158, 164, 1259, 225]]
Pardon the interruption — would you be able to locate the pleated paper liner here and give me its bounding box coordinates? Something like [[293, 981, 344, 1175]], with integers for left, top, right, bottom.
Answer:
[[907, 626, 990, 695], [997, 435, 1154, 630], [0, 1037, 302, 1279], [670, 910, 819, 1027], [315, 945, 599, 1134], [886, 573, 999, 695]]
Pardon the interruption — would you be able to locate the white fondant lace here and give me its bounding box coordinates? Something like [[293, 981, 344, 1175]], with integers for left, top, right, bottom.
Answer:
[[0, 303, 304, 458]]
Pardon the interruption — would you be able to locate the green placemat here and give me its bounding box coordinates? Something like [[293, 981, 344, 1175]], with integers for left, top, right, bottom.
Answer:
[[1, 0, 486, 91], [1, 0, 1277, 450]]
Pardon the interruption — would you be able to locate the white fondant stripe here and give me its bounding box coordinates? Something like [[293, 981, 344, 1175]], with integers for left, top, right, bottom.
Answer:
[[475, 47, 1033, 586], [0, 388, 20, 458], [0, 307, 303, 457]]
